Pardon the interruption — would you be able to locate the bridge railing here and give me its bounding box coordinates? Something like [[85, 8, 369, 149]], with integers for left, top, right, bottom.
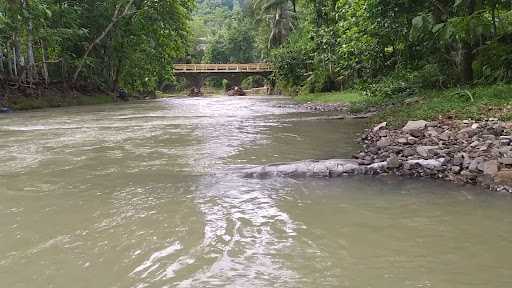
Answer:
[[174, 63, 272, 73]]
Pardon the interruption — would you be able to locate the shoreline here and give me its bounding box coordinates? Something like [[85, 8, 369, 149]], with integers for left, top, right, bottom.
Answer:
[[242, 118, 512, 193], [0, 82, 116, 112], [355, 119, 512, 193]]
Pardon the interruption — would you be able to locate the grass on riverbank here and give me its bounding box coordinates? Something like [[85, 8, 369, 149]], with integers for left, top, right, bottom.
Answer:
[[6, 93, 114, 110], [374, 84, 512, 125], [295, 90, 367, 104], [295, 84, 512, 125]]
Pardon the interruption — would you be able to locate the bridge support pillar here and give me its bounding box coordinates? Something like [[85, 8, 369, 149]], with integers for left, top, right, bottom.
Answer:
[[187, 74, 206, 90], [224, 74, 243, 91]]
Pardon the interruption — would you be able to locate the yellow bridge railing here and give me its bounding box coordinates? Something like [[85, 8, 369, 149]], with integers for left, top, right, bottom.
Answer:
[[174, 63, 273, 73]]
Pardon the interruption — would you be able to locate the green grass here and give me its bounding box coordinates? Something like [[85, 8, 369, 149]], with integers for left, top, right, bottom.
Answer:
[[292, 84, 512, 126], [374, 84, 512, 126], [295, 90, 367, 104]]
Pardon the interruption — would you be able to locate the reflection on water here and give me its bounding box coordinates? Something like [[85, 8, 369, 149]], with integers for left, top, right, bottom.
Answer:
[[1, 96, 512, 287]]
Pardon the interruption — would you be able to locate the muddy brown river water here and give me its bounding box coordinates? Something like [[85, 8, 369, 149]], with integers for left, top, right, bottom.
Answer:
[[1, 96, 512, 287]]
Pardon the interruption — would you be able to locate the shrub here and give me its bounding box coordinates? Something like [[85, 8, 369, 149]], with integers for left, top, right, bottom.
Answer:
[[301, 69, 339, 94], [364, 71, 418, 99]]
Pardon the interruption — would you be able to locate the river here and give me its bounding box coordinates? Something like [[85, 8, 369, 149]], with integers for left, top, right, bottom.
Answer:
[[1, 96, 512, 288]]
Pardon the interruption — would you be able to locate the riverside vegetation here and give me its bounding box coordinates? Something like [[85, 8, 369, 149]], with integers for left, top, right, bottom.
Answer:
[[0, 0, 193, 109]]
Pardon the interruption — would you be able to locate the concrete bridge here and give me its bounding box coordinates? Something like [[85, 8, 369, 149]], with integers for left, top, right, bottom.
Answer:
[[174, 63, 273, 92]]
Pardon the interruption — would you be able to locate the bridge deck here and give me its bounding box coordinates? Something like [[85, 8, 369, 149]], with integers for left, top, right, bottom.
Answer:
[[174, 63, 272, 73]]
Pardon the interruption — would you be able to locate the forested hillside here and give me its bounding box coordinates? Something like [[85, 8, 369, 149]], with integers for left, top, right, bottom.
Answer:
[[0, 0, 193, 93], [271, 1, 512, 94], [193, 0, 512, 100]]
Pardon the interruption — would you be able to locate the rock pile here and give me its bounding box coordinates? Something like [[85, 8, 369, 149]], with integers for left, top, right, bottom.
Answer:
[[301, 102, 350, 112], [189, 88, 203, 97], [227, 87, 246, 96], [355, 119, 512, 192]]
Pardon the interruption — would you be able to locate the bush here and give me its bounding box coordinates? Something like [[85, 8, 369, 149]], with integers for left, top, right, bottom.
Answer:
[[409, 64, 447, 89], [241, 76, 266, 90], [301, 69, 339, 94], [364, 64, 447, 99], [364, 71, 418, 99]]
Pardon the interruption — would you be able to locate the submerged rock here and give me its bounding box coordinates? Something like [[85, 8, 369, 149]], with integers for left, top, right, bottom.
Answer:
[[241, 159, 365, 178]]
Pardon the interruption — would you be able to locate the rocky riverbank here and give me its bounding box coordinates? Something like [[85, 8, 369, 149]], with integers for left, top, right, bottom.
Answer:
[[353, 119, 512, 192], [300, 102, 351, 112], [242, 118, 512, 193]]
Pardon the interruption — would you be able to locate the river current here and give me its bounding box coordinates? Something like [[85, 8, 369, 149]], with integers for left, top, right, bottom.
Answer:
[[1, 96, 512, 287]]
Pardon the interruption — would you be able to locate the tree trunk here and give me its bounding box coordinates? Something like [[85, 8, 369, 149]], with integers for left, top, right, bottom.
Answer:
[[491, 0, 497, 36], [41, 40, 49, 85], [461, 0, 476, 84], [0, 50, 4, 74], [8, 48, 13, 77], [14, 33, 25, 82], [12, 46, 18, 77], [432, 0, 448, 24], [461, 47, 474, 83], [73, 0, 135, 83], [22, 0, 36, 82]]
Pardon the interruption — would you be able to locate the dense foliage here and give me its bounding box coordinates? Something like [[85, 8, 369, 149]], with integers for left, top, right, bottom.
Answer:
[[268, 0, 512, 95], [0, 0, 193, 92]]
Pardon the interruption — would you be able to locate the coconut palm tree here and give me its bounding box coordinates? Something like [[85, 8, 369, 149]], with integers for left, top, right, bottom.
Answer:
[[252, 0, 295, 48]]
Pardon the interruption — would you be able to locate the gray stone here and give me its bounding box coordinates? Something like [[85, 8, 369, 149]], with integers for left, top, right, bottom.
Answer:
[[451, 166, 461, 174], [387, 154, 401, 168], [369, 161, 388, 170], [469, 157, 484, 172], [407, 137, 418, 145], [438, 131, 452, 141], [403, 148, 416, 157], [425, 127, 439, 137], [377, 137, 392, 147], [409, 130, 425, 138], [499, 158, 512, 165], [482, 160, 498, 176], [459, 127, 478, 137], [482, 134, 497, 141], [407, 159, 443, 169], [461, 170, 477, 177], [453, 153, 465, 166], [486, 125, 504, 136], [416, 146, 438, 158], [240, 159, 363, 178], [378, 130, 389, 137], [373, 122, 387, 132], [403, 120, 428, 132]]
